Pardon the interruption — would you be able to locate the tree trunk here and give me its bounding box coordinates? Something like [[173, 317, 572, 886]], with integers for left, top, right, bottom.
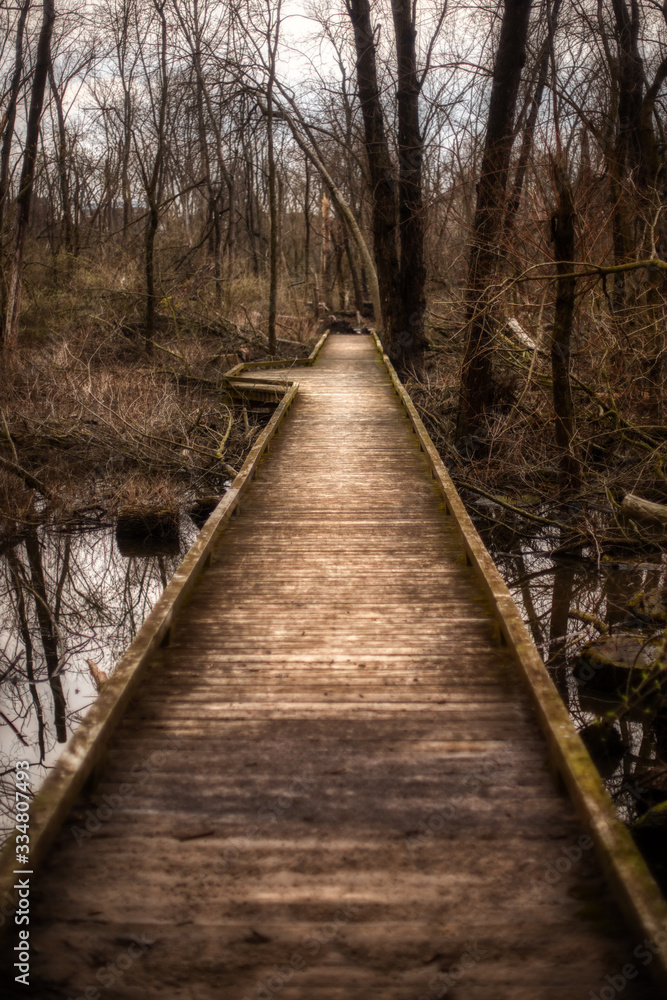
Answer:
[[122, 84, 133, 232], [390, 0, 428, 364], [48, 62, 74, 259], [343, 229, 364, 314], [304, 158, 311, 284], [611, 0, 644, 178], [246, 156, 260, 276], [277, 96, 383, 325], [3, 0, 56, 348], [267, 133, 278, 354], [456, 0, 532, 439], [194, 63, 219, 298], [6, 547, 47, 761], [143, 0, 168, 353], [504, 0, 562, 240], [226, 175, 236, 288], [266, 3, 281, 355], [607, 0, 646, 307], [550, 172, 581, 494], [345, 0, 402, 346], [144, 198, 159, 350], [621, 493, 667, 527], [548, 555, 577, 699], [0, 0, 32, 320], [25, 530, 67, 743]]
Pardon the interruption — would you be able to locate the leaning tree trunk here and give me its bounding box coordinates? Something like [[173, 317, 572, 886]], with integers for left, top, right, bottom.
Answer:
[[504, 0, 562, 241], [3, 0, 55, 348], [456, 0, 532, 439], [279, 100, 382, 328], [550, 172, 581, 494]]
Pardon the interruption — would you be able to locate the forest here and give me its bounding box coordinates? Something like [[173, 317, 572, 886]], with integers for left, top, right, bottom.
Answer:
[[1, 0, 667, 913], [1, 0, 666, 526]]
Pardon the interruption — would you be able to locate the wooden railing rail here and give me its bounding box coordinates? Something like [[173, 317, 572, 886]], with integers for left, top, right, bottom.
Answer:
[[371, 330, 667, 986]]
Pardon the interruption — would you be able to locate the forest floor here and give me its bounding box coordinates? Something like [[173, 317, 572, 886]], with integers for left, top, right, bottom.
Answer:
[[0, 273, 319, 546], [2, 270, 665, 570], [408, 296, 667, 562]]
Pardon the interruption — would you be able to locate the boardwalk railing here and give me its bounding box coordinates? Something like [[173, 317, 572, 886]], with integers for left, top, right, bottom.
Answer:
[[1, 327, 666, 990], [369, 331, 667, 985], [0, 331, 328, 935]]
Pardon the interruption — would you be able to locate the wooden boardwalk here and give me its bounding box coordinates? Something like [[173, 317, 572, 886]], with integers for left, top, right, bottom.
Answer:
[[1, 334, 661, 998]]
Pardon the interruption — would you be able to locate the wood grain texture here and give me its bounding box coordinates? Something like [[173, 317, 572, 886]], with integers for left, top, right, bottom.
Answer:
[[0, 335, 659, 999]]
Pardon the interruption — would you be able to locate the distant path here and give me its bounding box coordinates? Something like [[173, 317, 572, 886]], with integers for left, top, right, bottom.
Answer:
[[10, 335, 655, 998]]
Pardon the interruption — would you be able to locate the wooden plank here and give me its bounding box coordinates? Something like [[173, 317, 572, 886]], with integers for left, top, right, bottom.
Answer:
[[0, 333, 660, 999], [370, 329, 667, 984], [0, 335, 328, 929]]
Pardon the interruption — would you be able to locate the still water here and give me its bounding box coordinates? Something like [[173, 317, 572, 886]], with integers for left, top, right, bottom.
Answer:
[[480, 516, 667, 825], [0, 520, 197, 841]]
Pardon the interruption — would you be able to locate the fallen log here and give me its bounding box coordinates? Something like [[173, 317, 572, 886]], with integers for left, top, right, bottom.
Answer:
[[621, 493, 667, 527], [504, 317, 545, 353], [0, 453, 52, 499]]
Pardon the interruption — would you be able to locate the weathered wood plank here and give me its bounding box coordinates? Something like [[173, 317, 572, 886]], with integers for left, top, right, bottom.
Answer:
[[0, 333, 663, 999]]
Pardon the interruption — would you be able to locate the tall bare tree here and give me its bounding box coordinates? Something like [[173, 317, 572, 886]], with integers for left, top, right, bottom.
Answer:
[[0, 0, 32, 319], [2, 0, 55, 347], [457, 0, 533, 439]]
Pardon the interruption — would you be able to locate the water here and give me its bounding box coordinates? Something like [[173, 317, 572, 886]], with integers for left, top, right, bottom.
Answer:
[[479, 514, 667, 825], [0, 520, 197, 841]]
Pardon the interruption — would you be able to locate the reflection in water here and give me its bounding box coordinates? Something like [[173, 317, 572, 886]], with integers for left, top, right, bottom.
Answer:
[[0, 521, 196, 842], [483, 520, 667, 824]]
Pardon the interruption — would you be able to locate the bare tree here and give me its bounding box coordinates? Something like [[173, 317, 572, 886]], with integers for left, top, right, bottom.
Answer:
[[266, 0, 282, 354], [390, 0, 428, 360], [345, 0, 402, 350], [456, 0, 533, 439], [134, 0, 170, 349], [0, 0, 32, 320], [2, 0, 55, 347]]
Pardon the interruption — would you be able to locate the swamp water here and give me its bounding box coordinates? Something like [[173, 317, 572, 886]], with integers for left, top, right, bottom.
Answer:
[[477, 513, 667, 827], [0, 518, 198, 841]]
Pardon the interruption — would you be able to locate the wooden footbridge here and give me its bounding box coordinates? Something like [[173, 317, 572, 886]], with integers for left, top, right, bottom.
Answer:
[[1, 333, 666, 998]]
